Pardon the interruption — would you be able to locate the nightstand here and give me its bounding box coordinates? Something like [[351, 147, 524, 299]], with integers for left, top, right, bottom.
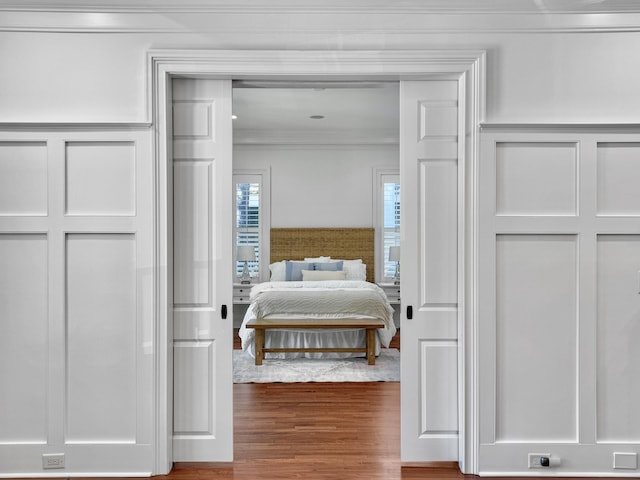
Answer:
[[377, 283, 400, 304], [233, 284, 253, 304]]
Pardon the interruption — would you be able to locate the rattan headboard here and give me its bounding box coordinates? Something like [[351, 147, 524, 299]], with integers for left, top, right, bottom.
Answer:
[[270, 228, 375, 283]]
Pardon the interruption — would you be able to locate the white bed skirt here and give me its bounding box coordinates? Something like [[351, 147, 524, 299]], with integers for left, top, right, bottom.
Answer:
[[242, 327, 381, 360]]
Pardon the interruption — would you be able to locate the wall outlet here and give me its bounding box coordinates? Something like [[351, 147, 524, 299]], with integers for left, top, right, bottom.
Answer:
[[42, 453, 65, 469], [528, 453, 551, 468]]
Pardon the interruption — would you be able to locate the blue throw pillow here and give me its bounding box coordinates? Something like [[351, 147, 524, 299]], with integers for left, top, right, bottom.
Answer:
[[285, 261, 312, 281], [313, 261, 343, 271]]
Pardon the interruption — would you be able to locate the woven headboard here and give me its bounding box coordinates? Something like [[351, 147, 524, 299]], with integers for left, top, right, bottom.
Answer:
[[270, 228, 375, 283]]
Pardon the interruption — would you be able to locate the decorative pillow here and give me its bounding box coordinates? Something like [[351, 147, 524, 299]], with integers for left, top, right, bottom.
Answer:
[[285, 261, 312, 281], [301, 269, 347, 281], [304, 256, 331, 263], [313, 260, 343, 271], [334, 259, 363, 266], [344, 262, 367, 281], [269, 261, 287, 281]]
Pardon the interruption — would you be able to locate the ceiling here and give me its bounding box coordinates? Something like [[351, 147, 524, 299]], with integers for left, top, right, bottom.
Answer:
[[3, 0, 640, 13], [231, 82, 399, 144]]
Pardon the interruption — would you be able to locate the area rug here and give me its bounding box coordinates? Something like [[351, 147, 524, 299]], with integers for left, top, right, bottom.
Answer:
[[233, 348, 400, 383]]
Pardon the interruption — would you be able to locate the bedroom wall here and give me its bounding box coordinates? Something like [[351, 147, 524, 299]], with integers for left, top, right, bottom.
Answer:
[[233, 144, 399, 228]]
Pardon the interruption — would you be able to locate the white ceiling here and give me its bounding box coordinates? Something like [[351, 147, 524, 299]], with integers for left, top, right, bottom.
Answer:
[[231, 82, 399, 143], [3, 0, 640, 13]]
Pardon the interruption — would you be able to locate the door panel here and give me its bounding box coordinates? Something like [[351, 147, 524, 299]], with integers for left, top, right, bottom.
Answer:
[[400, 80, 460, 462], [171, 78, 233, 462]]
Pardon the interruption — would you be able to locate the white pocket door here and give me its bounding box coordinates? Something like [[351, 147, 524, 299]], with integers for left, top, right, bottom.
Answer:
[[400, 80, 461, 462], [171, 78, 234, 462]]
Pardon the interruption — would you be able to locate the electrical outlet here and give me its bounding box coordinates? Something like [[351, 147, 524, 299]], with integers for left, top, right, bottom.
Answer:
[[42, 453, 65, 469], [528, 453, 550, 468]]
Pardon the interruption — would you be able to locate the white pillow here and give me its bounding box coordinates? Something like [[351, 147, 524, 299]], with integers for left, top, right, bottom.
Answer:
[[269, 261, 286, 281], [304, 256, 331, 263], [327, 259, 366, 280], [301, 269, 347, 281], [334, 258, 363, 264], [343, 263, 366, 281]]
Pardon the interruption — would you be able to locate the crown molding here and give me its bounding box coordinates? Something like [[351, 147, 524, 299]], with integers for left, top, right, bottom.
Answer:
[[3, 0, 640, 14], [1, 5, 640, 34]]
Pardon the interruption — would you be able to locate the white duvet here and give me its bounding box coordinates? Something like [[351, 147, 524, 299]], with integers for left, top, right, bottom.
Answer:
[[239, 280, 397, 359]]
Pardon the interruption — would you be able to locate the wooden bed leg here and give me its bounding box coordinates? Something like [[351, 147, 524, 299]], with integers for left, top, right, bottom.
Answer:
[[366, 328, 376, 365], [255, 329, 265, 366]]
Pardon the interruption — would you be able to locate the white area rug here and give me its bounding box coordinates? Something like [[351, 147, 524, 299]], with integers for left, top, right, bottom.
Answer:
[[233, 349, 400, 383]]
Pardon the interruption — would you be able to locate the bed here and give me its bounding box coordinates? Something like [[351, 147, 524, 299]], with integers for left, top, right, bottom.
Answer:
[[238, 228, 397, 362]]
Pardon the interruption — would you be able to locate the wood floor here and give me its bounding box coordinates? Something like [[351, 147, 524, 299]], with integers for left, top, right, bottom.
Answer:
[[159, 331, 623, 480], [166, 382, 464, 480], [163, 381, 627, 480]]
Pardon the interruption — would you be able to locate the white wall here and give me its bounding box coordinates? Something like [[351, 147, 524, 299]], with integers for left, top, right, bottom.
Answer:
[[234, 144, 398, 227], [2, 30, 640, 124]]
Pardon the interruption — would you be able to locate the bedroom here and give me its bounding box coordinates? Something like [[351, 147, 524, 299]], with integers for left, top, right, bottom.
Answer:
[[228, 82, 401, 377], [229, 80, 401, 329]]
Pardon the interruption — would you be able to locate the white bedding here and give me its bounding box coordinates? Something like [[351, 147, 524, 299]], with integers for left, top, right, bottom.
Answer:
[[239, 280, 397, 359]]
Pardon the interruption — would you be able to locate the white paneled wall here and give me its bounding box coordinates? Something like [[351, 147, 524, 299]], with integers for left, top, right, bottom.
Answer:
[[0, 129, 154, 476], [479, 130, 640, 475]]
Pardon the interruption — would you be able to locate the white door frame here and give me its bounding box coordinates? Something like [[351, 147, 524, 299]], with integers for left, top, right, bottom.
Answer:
[[149, 49, 486, 475]]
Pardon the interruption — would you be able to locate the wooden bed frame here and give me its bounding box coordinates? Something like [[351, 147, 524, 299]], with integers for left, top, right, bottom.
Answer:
[[246, 227, 381, 365], [246, 318, 385, 365]]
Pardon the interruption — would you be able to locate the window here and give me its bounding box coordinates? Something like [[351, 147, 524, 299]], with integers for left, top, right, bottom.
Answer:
[[375, 169, 400, 283], [233, 170, 270, 282], [383, 180, 400, 279]]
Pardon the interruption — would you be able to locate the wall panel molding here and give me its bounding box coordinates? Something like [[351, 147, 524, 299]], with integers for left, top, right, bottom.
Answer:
[[479, 127, 640, 475], [482, 123, 640, 133], [0, 127, 154, 476]]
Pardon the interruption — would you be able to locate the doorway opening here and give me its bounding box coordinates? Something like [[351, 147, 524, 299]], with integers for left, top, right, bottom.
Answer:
[[151, 48, 484, 476], [230, 80, 401, 352]]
